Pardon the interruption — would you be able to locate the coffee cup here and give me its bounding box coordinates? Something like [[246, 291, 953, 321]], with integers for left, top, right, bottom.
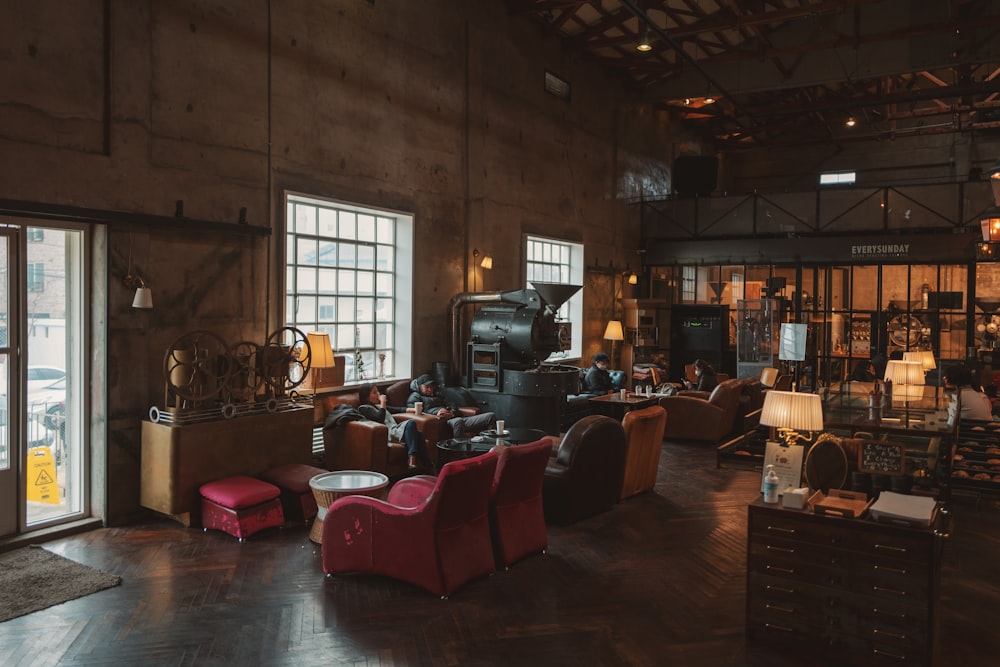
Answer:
[[620, 389, 627, 400], [496, 419, 505, 435], [414, 401, 423, 415], [379, 395, 387, 409]]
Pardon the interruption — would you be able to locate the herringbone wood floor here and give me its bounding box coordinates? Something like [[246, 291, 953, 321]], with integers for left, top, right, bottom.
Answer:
[[1, 442, 998, 666]]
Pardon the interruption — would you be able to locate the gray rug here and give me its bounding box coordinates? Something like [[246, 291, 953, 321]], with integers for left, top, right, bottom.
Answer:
[[0, 545, 121, 622]]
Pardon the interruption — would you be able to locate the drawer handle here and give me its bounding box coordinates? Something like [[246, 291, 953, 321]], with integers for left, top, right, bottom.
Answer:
[[765, 565, 795, 575], [765, 545, 795, 554], [873, 628, 907, 641], [872, 585, 908, 597], [765, 584, 795, 594], [873, 564, 908, 575], [873, 607, 908, 620], [874, 543, 908, 554], [763, 623, 794, 633], [872, 648, 907, 661], [766, 526, 796, 535], [764, 603, 794, 614]]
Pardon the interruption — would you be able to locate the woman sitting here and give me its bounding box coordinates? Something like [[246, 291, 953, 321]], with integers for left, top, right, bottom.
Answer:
[[357, 382, 434, 470], [943, 364, 994, 425], [682, 358, 719, 393]]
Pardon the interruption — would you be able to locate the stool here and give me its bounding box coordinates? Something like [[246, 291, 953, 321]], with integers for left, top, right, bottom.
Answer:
[[199, 475, 284, 541], [260, 463, 328, 524]]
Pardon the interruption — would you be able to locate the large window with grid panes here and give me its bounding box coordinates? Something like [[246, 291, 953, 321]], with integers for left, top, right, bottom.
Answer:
[[284, 193, 413, 384], [525, 235, 583, 361]]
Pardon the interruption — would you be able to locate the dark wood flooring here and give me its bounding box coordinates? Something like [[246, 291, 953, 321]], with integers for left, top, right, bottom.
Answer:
[[1, 442, 998, 666]]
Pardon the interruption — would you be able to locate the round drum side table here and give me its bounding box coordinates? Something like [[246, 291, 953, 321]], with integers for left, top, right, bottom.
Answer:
[[309, 470, 389, 544]]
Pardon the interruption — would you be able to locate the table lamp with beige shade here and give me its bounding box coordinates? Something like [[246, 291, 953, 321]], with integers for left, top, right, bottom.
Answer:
[[305, 332, 338, 391]]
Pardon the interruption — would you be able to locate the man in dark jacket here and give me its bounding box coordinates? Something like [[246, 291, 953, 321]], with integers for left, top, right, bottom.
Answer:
[[583, 352, 615, 394], [406, 374, 496, 438]]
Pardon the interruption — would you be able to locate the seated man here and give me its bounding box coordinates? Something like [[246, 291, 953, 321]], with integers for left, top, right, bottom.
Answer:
[[583, 352, 616, 395], [407, 374, 497, 438]]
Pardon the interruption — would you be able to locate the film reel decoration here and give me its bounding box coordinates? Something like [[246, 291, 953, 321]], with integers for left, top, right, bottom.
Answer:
[[261, 326, 312, 398], [162, 330, 232, 409]]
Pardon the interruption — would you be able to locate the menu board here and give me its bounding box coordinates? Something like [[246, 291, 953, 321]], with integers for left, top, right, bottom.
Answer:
[[858, 440, 905, 475]]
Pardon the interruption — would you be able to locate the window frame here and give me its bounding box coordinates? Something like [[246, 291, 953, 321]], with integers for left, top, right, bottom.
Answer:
[[524, 234, 584, 362], [283, 192, 414, 385]]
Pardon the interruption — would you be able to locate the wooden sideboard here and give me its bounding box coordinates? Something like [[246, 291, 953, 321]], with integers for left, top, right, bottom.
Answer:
[[140, 406, 315, 526], [746, 499, 948, 666]]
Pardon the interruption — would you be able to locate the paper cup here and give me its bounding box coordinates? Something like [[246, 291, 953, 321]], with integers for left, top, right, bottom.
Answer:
[[620, 389, 627, 400], [496, 419, 505, 434], [379, 395, 387, 408], [414, 401, 423, 415]]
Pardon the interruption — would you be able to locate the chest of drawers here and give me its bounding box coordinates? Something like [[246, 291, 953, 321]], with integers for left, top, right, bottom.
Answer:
[[746, 500, 947, 666]]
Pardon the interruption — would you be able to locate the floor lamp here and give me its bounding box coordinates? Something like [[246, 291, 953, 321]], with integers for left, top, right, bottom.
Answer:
[[604, 320, 625, 369]]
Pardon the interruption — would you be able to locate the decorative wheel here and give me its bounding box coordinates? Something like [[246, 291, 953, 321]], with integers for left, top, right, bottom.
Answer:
[[261, 326, 311, 394], [887, 314, 924, 348], [224, 341, 264, 402], [163, 330, 231, 402]]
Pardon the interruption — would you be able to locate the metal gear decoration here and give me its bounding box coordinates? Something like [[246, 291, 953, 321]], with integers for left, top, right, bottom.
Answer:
[[261, 326, 311, 396], [223, 340, 264, 403], [162, 330, 232, 405]]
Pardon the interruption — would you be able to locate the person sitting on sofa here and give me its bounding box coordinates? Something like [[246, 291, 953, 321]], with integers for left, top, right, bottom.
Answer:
[[583, 352, 616, 394], [681, 358, 719, 392], [358, 382, 433, 470], [406, 374, 497, 438]]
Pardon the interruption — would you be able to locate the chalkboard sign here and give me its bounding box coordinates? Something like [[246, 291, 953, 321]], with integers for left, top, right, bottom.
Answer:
[[858, 440, 905, 475]]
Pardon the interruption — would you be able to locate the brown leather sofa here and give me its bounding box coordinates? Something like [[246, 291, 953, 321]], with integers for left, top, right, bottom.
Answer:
[[542, 415, 627, 524], [318, 388, 441, 478], [658, 377, 749, 444], [620, 405, 667, 499]]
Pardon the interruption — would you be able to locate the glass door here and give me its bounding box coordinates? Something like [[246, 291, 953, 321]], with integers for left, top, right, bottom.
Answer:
[[0, 230, 16, 536]]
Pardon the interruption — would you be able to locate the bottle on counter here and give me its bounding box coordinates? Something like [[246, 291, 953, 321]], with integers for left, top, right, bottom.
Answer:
[[763, 465, 780, 504]]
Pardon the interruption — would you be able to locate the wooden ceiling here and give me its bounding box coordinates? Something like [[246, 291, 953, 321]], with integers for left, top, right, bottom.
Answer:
[[506, 0, 1000, 153]]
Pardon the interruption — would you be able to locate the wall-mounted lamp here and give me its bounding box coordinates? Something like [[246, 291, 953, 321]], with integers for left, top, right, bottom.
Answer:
[[628, 271, 638, 285], [124, 273, 152, 309], [480, 254, 493, 270], [845, 116, 857, 128], [472, 248, 493, 292]]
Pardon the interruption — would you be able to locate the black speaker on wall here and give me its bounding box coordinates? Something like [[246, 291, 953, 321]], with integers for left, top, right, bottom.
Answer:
[[674, 155, 718, 197]]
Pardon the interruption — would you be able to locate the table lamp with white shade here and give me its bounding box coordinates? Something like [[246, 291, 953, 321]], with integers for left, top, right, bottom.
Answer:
[[759, 389, 824, 447]]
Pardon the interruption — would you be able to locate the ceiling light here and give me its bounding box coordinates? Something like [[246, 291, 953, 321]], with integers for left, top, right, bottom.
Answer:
[[636, 24, 652, 52], [846, 116, 857, 127]]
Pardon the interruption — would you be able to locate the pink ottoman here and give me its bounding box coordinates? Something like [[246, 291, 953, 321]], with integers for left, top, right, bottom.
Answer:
[[200, 475, 284, 541], [260, 463, 328, 524]]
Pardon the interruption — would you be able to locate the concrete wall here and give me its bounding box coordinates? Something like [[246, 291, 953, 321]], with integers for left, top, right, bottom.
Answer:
[[0, 0, 686, 522]]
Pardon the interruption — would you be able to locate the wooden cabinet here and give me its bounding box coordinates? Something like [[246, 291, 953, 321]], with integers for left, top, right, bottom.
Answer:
[[140, 406, 315, 526], [747, 500, 947, 666]]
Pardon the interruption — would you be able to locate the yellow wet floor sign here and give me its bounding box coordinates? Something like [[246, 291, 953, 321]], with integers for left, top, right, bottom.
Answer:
[[27, 446, 59, 504]]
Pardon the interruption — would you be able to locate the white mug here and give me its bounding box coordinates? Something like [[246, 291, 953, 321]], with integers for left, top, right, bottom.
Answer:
[[414, 401, 423, 415], [496, 419, 505, 434]]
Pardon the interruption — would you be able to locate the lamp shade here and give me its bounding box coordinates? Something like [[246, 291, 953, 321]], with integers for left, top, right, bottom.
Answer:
[[603, 320, 625, 341], [903, 350, 936, 371], [883, 359, 925, 386], [778, 323, 808, 361], [306, 332, 335, 369], [480, 255, 493, 270], [132, 286, 153, 309], [759, 390, 824, 432]]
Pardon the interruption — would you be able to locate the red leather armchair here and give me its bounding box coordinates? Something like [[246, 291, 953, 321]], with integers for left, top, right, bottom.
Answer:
[[319, 390, 440, 477], [542, 415, 627, 525], [620, 405, 667, 499], [321, 452, 499, 598], [489, 439, 552, 569]]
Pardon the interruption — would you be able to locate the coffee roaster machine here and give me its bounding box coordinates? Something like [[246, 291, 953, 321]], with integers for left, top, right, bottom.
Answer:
[[449, 282, 582, 435]]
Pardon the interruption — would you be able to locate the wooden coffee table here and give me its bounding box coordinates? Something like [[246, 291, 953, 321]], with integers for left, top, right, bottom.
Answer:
[[308, 470, 389, 544], [587, 393, 658, 420]]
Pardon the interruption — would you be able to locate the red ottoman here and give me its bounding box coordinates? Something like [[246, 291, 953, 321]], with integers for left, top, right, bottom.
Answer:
[[200, 475, 284, 541], [260, 463, 328, 524]]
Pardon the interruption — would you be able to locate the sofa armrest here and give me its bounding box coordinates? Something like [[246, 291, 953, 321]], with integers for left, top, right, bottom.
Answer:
[[324, 420, 389, 472]]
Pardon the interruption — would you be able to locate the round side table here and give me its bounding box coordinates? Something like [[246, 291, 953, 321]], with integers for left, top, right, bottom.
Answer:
[[309, 470, 389, 544]]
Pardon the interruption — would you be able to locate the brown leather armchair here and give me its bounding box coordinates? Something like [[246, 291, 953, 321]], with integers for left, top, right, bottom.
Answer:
[[542, 415, 626, 524], [318, 390, 440, 478], [620, 405, 667, 499], [658, 377, 745, 443]]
